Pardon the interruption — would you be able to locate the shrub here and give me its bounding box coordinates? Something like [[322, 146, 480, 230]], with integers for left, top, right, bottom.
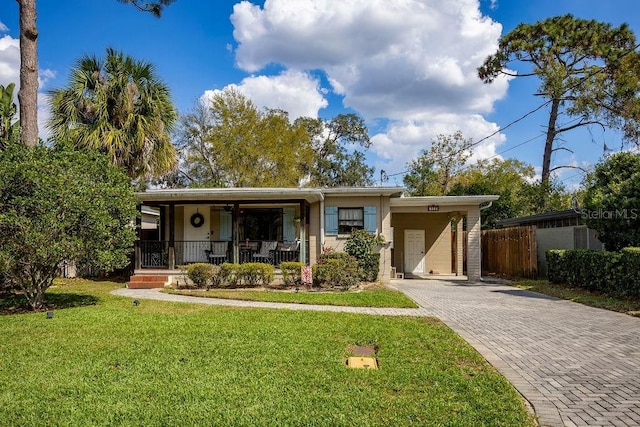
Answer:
[[619, 247, 640, 297], [281, 261, 305, 287], [185, 263, 218, 289], [219, 263, 241, 287], [312, 252, 360, 290], [239, 263, 274, 287], [0, 144, 137, 309], [344, 229, 384, 281], [546, 248, 640, 297], [359, 253, 381, 282], [218, 263, 274, 287]]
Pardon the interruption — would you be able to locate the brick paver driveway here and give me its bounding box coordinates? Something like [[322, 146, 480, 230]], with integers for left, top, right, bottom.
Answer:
[[393, 280, 640, 427]]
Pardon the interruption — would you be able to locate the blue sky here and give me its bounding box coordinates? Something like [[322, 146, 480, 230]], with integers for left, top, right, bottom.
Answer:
[[1, 0, 639, 189]]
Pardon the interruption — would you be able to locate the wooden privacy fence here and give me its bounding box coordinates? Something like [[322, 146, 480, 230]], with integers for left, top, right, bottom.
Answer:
[[481, 226, 537, 278]]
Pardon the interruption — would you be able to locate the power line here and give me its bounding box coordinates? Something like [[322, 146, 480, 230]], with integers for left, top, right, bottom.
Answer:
[[383, 41, 640, 181]]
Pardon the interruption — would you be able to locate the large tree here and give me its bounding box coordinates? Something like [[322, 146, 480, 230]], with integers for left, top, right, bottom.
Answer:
[[178, 89, 313, 187], [15, 0, 175, 147], [478, 14, 640, 188], [48, 48, 178, 179], [582, 152, 640, 250], [0, 143, 137, 310], [295, 114, 375, 187], [403, 131, 472, 196]]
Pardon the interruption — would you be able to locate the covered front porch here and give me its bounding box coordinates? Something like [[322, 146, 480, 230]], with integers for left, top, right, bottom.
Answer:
[[134, 188, 324, 270]]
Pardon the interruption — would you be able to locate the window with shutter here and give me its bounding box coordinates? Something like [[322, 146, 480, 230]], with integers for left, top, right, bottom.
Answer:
[[219, 210, 232, 241], [364, 206, 377, 233], [325, 206, 338, 235]]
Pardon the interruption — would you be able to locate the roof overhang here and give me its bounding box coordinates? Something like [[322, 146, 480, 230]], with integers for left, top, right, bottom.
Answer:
[[322, 187, 404, 198], [137, 187, 325, 204], [390, 195, 500, 213]]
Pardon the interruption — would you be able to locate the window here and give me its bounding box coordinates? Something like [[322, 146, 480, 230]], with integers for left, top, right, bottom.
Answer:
[[338, 208, 364, 234], [325, 205, 377, 235]]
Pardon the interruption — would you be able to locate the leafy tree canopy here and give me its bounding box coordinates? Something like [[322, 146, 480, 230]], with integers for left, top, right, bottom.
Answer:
[[403, 131, 472, 196], [48, 48, 178, 180], [0, 143, 137, 310], [177, 89, 313, 187], [295, 114, 375, 187], [175, 92, 375, 188], [582, 152, 640, 250], [479, 14, 640, 190], [449, 158, 536, 228]]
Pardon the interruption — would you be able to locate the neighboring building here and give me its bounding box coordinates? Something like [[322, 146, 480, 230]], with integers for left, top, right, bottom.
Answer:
[[496, 209, 604, 276], [134, 187, 498, 283]]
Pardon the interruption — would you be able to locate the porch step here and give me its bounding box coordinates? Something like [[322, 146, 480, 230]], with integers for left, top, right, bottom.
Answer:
[[127, 274, 169, 289]]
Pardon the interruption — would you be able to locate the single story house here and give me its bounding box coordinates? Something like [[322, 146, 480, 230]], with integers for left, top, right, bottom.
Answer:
[[133, 187, 498, 284], [496, 209, 604, 276]]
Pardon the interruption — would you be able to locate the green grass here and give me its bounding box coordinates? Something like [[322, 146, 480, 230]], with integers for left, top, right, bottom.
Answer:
[[163, 285, 419, 308], [513, 280, 640, 316], [0, 279, 533, 426]]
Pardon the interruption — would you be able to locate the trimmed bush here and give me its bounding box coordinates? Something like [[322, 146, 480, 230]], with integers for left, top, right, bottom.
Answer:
[[239, 263, 274, 287], [219, 263, 241, 287], [546, 248, 640, 297], [312, 252, 360, 290], [344, 229, 384, 282], [218, 262, 274, 287], [185, 263, 219, 289], [359, 253, 381, 282], [281, 261, 305, 287]]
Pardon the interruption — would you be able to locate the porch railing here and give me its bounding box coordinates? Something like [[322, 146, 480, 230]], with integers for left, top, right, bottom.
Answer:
[[140, 240, 305, 268]]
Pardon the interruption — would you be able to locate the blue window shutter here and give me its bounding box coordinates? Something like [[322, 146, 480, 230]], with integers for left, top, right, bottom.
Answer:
[[364, 206, 377, 233], [282, 207, 296, 242], [219, 211, 232, 241], [325, 206, 338, 235]]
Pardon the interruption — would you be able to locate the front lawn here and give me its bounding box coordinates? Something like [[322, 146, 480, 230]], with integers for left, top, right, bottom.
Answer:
[[513, 280, 640, 316], [163, 285, 419, 308], [0, 279, 533, 426]]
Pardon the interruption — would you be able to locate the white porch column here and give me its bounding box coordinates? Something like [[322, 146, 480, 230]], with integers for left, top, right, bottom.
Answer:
[[467, 208, 482, 281], [456, 216, 464, 276]]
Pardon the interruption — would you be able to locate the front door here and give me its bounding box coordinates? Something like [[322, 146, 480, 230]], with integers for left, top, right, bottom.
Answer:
[[404, 229, 425, 275], [184, 205, 210, 263]]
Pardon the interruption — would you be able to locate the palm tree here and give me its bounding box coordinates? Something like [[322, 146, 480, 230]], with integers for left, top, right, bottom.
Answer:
[[0, 82, 20, 149], [48, 48, 177, 179]]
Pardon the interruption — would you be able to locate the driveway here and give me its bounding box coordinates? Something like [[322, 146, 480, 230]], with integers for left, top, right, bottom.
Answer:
[[393, 280, 640, 427], [114, 280, 640, 427]]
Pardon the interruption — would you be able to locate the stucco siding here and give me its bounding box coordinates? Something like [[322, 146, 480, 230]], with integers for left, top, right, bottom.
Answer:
[[467, 208, 481, 280], [323, 195, 392, 282], [390, 213, 452, 275]]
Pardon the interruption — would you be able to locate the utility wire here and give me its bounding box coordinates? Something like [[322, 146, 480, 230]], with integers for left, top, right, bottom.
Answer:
[[383, 42, 640, 180]]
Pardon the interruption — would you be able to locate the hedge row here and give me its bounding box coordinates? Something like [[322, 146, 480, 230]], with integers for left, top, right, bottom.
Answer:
[[184, 262, 274, 288], [546, 248, 640, 297]]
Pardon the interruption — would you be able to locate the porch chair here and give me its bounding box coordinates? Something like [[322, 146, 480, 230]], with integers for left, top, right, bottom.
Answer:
[[252, 240, 278, 264], [206, 241, 228, 265], [275, 240, 300, 264]]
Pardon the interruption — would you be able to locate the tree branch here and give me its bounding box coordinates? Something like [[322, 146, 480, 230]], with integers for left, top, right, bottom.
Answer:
[[551, 146, 574, 154], [549, 164, 587, 173], [556, 120, 606, 134]]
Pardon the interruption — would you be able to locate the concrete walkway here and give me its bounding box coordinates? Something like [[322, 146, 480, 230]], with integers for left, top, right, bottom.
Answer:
[[113, 281, 640, 427]]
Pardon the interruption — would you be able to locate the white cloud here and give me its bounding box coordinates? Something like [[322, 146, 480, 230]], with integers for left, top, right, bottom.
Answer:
[[201, 70, 327, 120], [0, 21, 8, 33], [0, 35, 20, 87], [371, 112, 506, 175], [230, 0, 512, 173], [0, 32, 56, 141], [231, 0, 509, 119]]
